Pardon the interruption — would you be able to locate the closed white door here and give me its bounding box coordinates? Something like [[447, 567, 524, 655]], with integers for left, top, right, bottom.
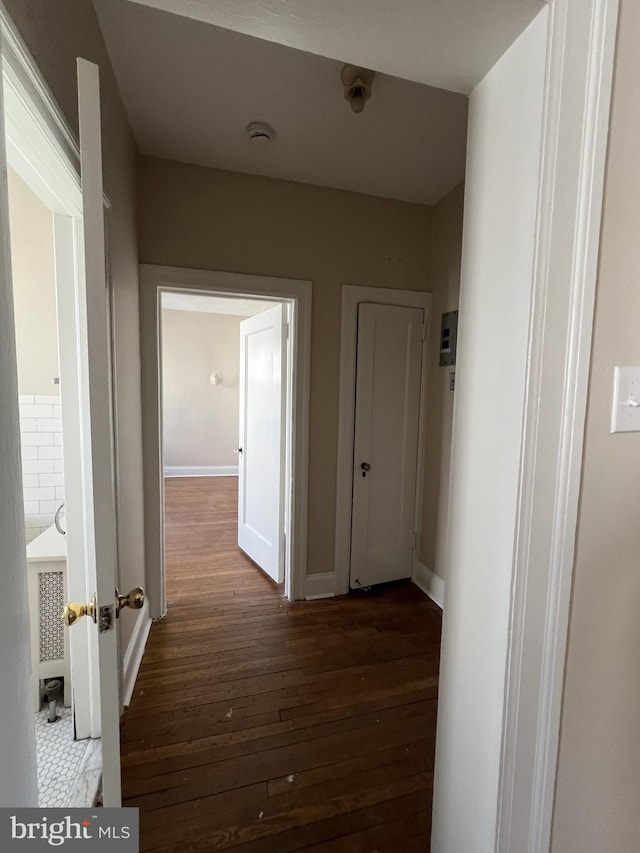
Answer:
[[350, 303, 424, 588], [238, 303, 287, 583]]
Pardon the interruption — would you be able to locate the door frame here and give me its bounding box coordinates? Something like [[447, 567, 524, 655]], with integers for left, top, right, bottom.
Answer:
[[492, 0, 619, 849], [334, 285, 431, 596], [0, 10, 109, 741], [139, 264, 311, 613]]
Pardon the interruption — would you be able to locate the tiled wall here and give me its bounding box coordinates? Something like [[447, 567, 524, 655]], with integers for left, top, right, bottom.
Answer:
[[19, 394, 64, 543]]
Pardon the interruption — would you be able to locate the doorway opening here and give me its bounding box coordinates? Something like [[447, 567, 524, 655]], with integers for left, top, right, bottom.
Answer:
[[2, 26, 122, 806], [140, 265, 311, 617], [159, 291, 293, 608], [4, 111, 102, 809], [7, 164, 91, 808]]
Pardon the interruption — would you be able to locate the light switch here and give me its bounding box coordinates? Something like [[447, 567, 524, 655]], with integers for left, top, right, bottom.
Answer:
[[611, 366, 640, 433]]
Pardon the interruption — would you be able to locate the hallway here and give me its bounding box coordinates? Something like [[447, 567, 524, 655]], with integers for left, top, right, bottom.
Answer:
[[120, 477, 442, 851]]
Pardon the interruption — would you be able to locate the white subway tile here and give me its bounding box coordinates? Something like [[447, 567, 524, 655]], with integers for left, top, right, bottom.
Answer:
[[34, 514, 55, 529], [21, 432, 53, 447], [37, 418, 62, 433], [34, 395, 60, 405], [22, 460, 54, 475], [19, 395, 34, 405], [39, 472, 64, 487], [55, 486, 65, 499], [39, 500, 60, 514], [21, 447, 38, 460], [23, 501, 39, 514], [54, 460, 64, 473], [23, 487, 55, 502], [20, 418, 37, 432], [19, 404, 53, 418], [22, 474, 39, 488], [38, 446, 62, 459], [54, 433, 63, 446]]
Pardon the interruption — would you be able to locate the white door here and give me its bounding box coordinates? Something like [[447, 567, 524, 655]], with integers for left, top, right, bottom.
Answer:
[[350, 303, 424, 588], [70, 58, 122, 806], [238, 304, 287, 583]]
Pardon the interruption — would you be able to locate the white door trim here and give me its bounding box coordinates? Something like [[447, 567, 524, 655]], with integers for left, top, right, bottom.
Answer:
[[0, 27, 38, 808], [334, 285, 431, 596], [139, 264, 311, 613], [495, 0, 619, 850]]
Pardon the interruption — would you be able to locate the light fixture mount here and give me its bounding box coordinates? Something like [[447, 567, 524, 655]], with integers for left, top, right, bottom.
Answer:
[[247, 121, 274, 145], [341, 65, 376, 114]]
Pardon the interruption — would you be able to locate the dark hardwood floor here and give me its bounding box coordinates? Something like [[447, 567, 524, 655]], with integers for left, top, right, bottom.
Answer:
[[120, 477, 442, 851]]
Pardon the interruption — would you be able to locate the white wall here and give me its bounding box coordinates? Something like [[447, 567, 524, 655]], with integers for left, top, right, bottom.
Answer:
[[162, 308, 243, 471], [7, 168, 65, 542], [8, 168, 59, 397], [139, 158, 434, 575], [420, 182, 464, 580], [431, 9, 548, 852]]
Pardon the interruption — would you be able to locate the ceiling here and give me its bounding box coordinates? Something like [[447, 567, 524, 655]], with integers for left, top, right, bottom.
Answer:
[[161, 292, 272, 316], [94, 0, 470, 204], [126, 0, 546, 95]]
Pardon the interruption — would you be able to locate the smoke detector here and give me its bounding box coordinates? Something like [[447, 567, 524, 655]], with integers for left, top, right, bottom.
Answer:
[[247, 122, 274, 145]]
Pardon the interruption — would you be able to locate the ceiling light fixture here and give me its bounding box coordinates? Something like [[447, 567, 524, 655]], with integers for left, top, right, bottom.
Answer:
[[247, 121, 274, 145]]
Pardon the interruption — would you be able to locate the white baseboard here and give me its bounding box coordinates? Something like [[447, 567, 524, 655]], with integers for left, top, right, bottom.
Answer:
[[305, 571, 336, 600], [122, 599, 152, 709], [164, 465, 239, 478], [413, 561, 445, 609]]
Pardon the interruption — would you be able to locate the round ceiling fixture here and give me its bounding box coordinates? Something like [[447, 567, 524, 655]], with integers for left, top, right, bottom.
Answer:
[[247, 122, 274, 145]]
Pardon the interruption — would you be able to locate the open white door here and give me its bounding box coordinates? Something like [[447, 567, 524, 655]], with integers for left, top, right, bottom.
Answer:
[[350, 303, 423, 588], [68, 58, 121, 806], [238, 303, 287, 583]]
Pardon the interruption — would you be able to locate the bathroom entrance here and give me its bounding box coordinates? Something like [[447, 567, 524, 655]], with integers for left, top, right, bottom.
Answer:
[[2, 48, 123, 806]]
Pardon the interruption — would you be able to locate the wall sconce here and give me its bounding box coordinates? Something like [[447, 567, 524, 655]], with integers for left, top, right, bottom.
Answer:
[[209, 372, 222, 386]]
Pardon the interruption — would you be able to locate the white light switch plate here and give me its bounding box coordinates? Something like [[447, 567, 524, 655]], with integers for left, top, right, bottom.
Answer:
[[611, 366, 640, 433]]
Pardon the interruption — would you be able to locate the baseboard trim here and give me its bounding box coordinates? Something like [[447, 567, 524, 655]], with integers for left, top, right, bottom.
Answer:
[[412, 561, 445, 609], [305, 571, 336, 600], [164, 465, 239, 478], [122, 599, 152, 709]]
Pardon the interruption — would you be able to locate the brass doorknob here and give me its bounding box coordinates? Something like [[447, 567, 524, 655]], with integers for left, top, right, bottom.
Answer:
[[62, 594, 96, 627], [115, 586, 144, 616]]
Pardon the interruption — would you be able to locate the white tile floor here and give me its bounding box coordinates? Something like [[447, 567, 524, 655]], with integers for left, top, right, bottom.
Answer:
[[35, 706, 90, 807]]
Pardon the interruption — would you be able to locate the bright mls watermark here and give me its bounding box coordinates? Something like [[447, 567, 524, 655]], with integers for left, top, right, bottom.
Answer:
[[0, 809, 138, 850]]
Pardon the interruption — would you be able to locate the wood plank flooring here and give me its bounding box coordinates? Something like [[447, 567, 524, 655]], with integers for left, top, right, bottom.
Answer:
[[120, 477, 442, 851]]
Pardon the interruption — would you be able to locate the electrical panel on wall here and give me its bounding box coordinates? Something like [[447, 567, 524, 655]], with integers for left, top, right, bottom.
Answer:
[[439, 310, 458, 366]]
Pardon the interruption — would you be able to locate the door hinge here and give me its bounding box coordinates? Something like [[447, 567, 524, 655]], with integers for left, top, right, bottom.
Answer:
[[412, 531, 417, 551], [421, 323, 427, 342], [285, 321, 290, 339]]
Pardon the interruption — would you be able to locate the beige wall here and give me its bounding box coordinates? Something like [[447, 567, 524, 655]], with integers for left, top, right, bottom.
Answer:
[[138, 157, 435, 576], [552, 1, 640, 848], [4, 0, 144, 652], [8, 168, 59, 396], [161, 309, 242, 468], [420, 183, 464, 578]]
